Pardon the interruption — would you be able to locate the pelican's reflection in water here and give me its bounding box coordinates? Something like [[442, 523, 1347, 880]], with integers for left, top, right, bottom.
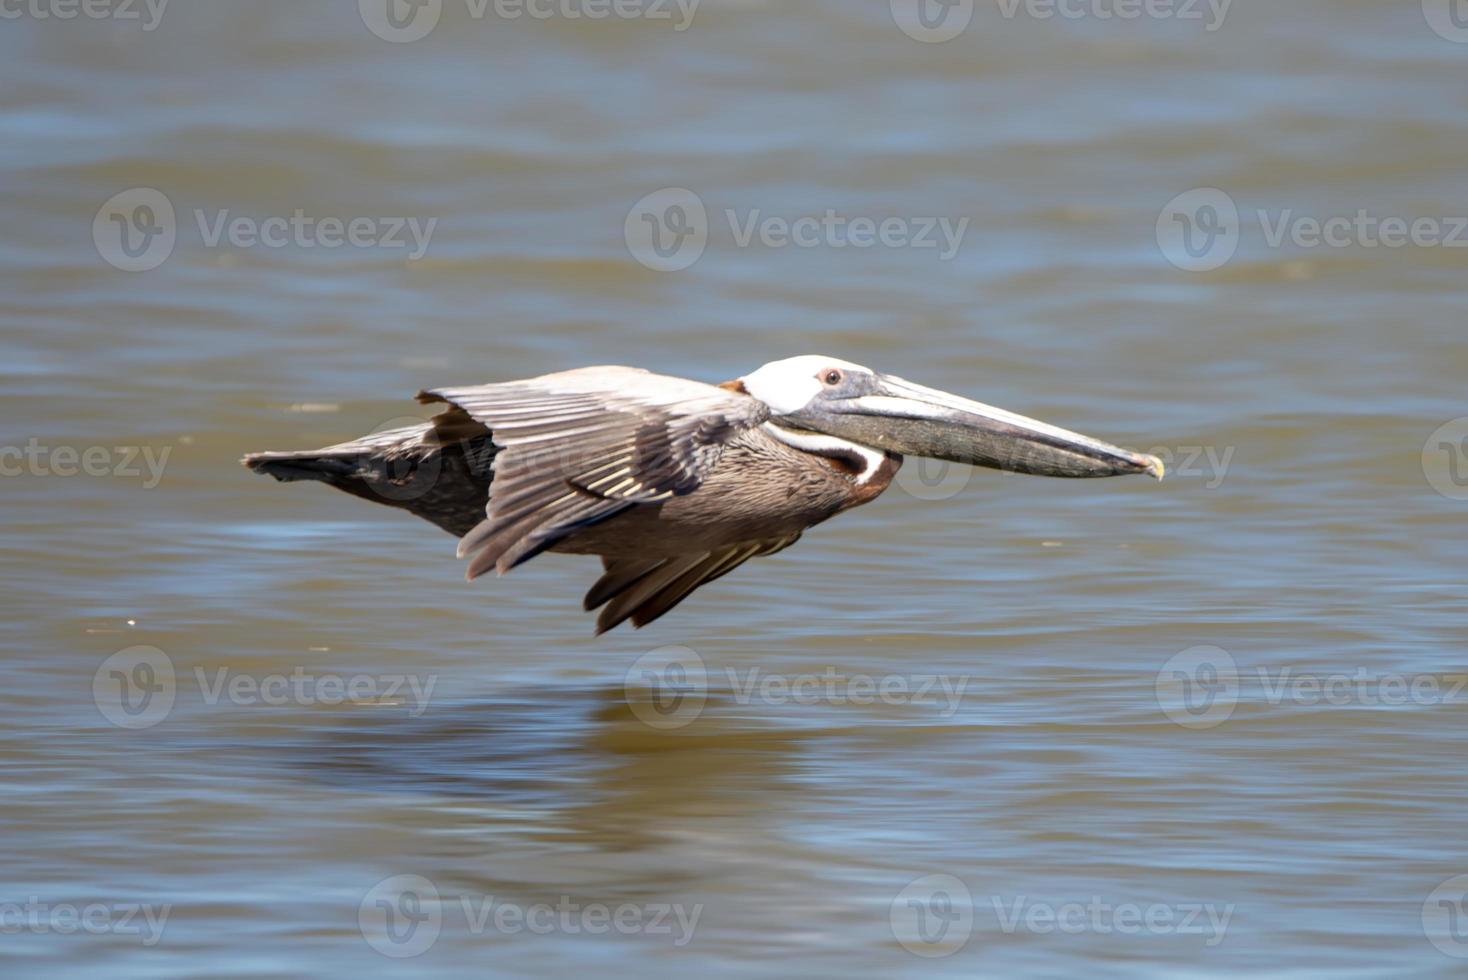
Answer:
[[294, 681, 958, 952], [301, 684, 817, 882]]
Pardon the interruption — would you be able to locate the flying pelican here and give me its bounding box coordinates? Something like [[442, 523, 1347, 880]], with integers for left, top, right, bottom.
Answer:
[[244, 356, 1163, 633]]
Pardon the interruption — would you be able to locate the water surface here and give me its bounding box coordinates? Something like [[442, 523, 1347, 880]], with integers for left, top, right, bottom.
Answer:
[[3, 1, 1467, 976]]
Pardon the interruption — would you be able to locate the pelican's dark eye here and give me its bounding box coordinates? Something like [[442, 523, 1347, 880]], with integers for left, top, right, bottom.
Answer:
[[822, 369, 843, 386]]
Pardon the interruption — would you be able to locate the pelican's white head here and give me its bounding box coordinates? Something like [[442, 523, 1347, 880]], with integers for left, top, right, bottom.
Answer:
[[739, 355, 875, 415]]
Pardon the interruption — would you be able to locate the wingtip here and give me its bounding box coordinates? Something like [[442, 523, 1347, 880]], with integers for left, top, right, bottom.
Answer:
[[241, 452, 289, 478]]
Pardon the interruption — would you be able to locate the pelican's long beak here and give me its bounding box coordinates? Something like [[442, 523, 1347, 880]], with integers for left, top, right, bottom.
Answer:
[[787, 375, 1164, 480]]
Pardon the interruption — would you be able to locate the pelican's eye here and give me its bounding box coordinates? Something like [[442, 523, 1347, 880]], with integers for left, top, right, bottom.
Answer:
[[822, 369, 844, 386]]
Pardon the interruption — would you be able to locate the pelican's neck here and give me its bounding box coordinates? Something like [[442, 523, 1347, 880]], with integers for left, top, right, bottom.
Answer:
[[762, 422, 890, 484]]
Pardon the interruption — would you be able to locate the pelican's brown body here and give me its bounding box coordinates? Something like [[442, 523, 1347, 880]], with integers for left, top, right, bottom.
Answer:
[[560, 429, 899, 558], [245, 357, 1160, 633]]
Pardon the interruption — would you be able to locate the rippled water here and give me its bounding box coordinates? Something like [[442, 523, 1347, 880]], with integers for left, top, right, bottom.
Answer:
[[4, 1, 1468, 976]]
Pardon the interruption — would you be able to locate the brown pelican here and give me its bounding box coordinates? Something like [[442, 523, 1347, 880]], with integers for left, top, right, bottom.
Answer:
[[244, 356, 1163, 633]]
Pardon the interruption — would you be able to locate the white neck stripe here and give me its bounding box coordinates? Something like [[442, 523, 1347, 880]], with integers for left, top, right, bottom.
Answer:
[[762, 423, 887, 484]]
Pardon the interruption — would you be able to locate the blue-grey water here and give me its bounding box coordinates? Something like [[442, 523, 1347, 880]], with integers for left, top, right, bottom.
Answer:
[[3, 1, 1467, 976]]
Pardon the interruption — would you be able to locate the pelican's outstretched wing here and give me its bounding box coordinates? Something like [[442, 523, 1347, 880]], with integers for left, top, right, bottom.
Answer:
[[583, 535, 801, 634], [420, 366, 768, 578], [242, 414, 495, 538]]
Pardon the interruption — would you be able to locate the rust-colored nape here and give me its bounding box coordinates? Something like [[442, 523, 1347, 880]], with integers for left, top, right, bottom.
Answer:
[[718, 378, 749, 394]]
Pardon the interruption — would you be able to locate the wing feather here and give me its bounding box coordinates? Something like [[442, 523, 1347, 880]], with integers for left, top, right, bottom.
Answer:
[[419, 366, 768, 576], [583, 557, 662, 611], [587, 535, 801, 634], [595, 554, 709, 634]]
